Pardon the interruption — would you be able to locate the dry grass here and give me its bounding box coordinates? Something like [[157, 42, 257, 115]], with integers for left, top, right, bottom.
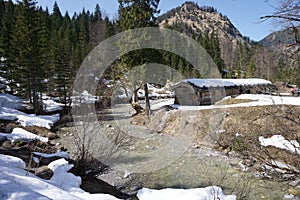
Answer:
[[145, 104, 300, 180], [215, 97, 256, 105]]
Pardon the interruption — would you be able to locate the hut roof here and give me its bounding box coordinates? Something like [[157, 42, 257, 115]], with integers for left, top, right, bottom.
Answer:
[[173, 78, 271, 89]]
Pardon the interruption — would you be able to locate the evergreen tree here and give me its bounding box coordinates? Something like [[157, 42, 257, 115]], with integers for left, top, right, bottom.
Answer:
[[10, 0, 48, 113], [118, 0, 160, 116], [90, 4, 103, 46], [209, 31, 225, 74], [0, 0, 15, 88], [0, 0, 5, 27], [49, 1, 63, 95], [54, 12, 74, 106]]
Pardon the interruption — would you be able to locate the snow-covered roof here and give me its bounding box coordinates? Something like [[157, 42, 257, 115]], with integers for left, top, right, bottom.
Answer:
[[179, 78, 271, 88]]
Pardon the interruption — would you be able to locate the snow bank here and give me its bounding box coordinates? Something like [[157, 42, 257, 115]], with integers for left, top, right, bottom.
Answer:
[[33, 151, 69, 159], [42, 99, 64, 113], [259, 135, 300, 154], [0, 93, 61, 129], [236, 94, 300, 106], [137, 186, 236, 200], [47, 158, 82, 191], [72, 90, 98, 105], [0, 154, 26, 169], [0, 106, 60, 129], [137, 84, 174, 99], [17, 113, 60, 129], [0, 153, 237, 200], [0, 155, 120, 200], [0, 93, 24, 110], [0, 128, 48, 143]]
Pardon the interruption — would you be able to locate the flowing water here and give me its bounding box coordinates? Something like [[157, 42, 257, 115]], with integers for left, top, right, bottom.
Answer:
[[61, 101, 292, 199]]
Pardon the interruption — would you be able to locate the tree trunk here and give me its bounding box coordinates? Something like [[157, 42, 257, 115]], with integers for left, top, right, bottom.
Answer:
[[130, 87, 144, 116], [144, 83, 151, 116]]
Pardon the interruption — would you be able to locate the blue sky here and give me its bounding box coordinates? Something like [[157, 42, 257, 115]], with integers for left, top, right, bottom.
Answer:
[[36, 0, 277, 41]]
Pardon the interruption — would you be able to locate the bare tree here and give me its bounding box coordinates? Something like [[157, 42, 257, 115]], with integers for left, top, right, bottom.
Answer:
[[261, 0, 300, 53]]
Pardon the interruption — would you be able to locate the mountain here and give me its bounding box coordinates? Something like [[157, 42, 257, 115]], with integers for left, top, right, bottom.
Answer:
[[157, 2, 246, 45], [157, 2, 257, 70], [260, 28, 298, 54]]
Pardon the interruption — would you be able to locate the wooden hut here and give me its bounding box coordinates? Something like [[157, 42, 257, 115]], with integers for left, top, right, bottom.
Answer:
[[171, 78, 272, 105]]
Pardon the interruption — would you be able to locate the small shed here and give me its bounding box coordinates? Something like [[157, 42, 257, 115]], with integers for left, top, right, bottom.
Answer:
[[171, 78, 272, 105]]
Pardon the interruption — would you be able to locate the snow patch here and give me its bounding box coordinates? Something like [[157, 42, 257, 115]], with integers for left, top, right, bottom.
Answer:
[[0, 154, 26, 169], [0, 154, 121, 200], [259, 135, 300, 154], [0, 93, 60, 129], [33, 152, 69, 159], [137, 186, 236, 200], [0, 128, 48, 143]]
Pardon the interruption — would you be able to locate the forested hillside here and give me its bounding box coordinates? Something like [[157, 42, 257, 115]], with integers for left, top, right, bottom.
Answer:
[[0, 0, 115, 113], [0, 0, 298, 113], [158, 2, 297, 83]]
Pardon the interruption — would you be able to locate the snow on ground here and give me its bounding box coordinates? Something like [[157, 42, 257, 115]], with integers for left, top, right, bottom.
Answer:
[[0, 93, 24, 110], [0, 155, 121, 200], [0, 130, 236, 200], [0, 153, 236, 200], [172, 94, 300, 110], [0, 93, 60, 129], [33, 151, 69, 159], [259, 135, 300, 154], [0, 106, 60, 129], [137, 83, 174, 99], [42, 99, 64, 113], [72, 90, 99, 105], [0, 127, 48, 143], [263, 160, 299, 174], [150, 98, 175, 110], [236, 94, 300, 106], [137, 187, 236, 200]]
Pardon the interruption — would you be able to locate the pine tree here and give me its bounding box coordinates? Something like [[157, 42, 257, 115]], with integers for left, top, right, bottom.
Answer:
[[49, 1, 63, 96], [0, 0, 5, 26], [10, 0, 47, 113], [118, 0, 160, 116], [0, 0, 15, 89], [210, 31, 225, 74], [54, 13, 74, 106], [90, 4, 103, 46]]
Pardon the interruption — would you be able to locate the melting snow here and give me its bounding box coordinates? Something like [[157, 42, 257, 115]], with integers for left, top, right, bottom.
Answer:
[[0, 128, 48, 143], [0, 93, 60, 129], [259, 135, 300, 154], [0, 155, 121, 200], [137, 187, 236, 200]]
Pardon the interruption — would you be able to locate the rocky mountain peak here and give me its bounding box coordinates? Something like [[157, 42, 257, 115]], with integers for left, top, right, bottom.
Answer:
[[157, 1, 245, 44]]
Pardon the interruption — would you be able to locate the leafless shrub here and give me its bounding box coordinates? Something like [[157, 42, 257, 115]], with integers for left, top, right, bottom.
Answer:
[[71, 104, 133, 175], [217, 105, 300, 181]]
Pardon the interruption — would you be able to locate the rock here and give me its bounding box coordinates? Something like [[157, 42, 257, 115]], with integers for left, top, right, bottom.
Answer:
[[1, 140, 13, 149], [81, 174, 131, 199], [290, 180, 300, 187], [288, 188, 300, 196], [24, 126, 58, 140], [33, 166, 53, 180], [47, 132, 58, 140], [2, 123, 20, 133]]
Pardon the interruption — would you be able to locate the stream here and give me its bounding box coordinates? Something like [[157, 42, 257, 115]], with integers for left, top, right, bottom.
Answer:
[[60, 100, 292, 199]]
